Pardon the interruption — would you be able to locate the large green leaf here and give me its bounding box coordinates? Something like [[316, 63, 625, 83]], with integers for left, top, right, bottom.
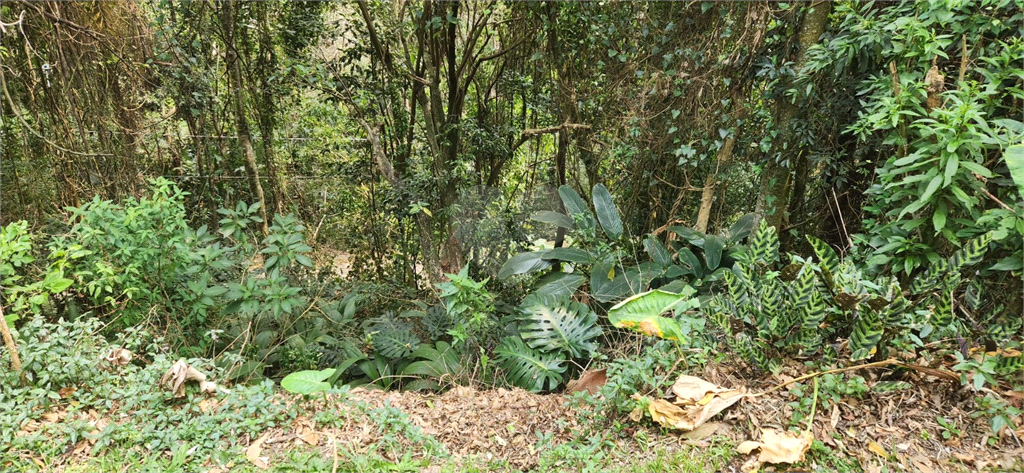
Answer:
[[531, 211, 574, 229], [749, 219, 779, 265], [607, 289, 694, 342], [542, 247, 594, 264], [402, 341, 462, 387], [644, 236, 673, 266], [495, 337, 566, 392], [499, 251, 553, 279], [363, 314, 420, 360], [281, 369, 336, 395], [518, 295, 602, 358], [726, 213, 758, 242], [703, 235, 726, 270], [592, 184, 623, 240], [558, 185, 595, 230], [805, 235, 840, 287], [532, 272, 586, 298], [675, 248, 704, 278], [1005, 144, 1024, 201], [591, 261, 631, 303]]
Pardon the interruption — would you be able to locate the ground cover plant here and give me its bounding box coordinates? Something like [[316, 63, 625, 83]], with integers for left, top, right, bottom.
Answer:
[[1, 1, 1022, 472]]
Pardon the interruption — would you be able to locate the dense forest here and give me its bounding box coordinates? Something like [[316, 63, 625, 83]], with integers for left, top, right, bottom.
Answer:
[[1, 2, 1022, 472]]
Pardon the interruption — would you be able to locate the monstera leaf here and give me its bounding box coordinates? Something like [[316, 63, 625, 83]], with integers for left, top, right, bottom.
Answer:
[[495, 337, 567, 392], [607, 289, 696, 343], [517, 294, 602, 358], [362, 313, 420, 360]]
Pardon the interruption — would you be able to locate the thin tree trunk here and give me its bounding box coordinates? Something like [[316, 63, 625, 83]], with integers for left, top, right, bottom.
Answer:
[[222, 2, 269, 236], [755, 1, 831, 232], [0, 305, 26, 386], [695, 135, 736, 233]]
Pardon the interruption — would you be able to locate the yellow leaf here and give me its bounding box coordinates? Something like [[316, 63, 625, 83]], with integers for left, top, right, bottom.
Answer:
[[698, 392, 716, 405], [867, 440, 889, 458]]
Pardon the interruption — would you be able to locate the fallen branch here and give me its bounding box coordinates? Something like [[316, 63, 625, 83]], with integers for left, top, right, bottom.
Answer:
[[752, 357, 959, 398]]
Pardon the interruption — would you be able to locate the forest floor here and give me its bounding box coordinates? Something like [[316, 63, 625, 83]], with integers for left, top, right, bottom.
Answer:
[[22, 358, 1024, 473]]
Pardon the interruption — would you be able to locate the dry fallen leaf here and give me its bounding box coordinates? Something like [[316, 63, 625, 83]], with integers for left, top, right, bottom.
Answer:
[[567, 368, 607, 395], [197, 398, 219, 413], [867, 440, 889, 458], [736, 429, 814, 465], [648, 399, 695, 430], [246, 432, 271, 469], [641, 375, 747, 431], [160, 359, 218, 398], [911, 455, 935, 473], [300, 431, 320, 446], [681, 421, 723, 441], [105, 347, 133, 367]]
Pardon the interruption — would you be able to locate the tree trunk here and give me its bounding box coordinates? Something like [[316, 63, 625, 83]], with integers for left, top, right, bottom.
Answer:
[[755, 1, 831, 232], [0, 304, 26, 385], [360, 119, 442, 286], [222, 2, 270, 236], [695, 135, 736, 233]]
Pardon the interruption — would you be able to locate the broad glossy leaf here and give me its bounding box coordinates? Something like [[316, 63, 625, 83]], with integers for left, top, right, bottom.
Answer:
[[676, 248, 704, 277], [703, 235, 726, 270], [668, 226, 705, 247], [644, 236, 673, 266], [1006, 144, 1024, 200], [727, 213, 758, 242], [281, 368, 335, 394], [591, 262, 630, 303], [533, 272, 586, 298], [499, 251, 553, 279], [558, 185, 595, 230], [531, 210, 574, 229], [592, 184, 623, 240], [542, 247, 594, 263], [607, 289, 695, 342]]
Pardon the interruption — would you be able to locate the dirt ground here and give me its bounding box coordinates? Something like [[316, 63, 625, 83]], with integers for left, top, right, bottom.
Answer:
[[252, 359, 1023, 472]]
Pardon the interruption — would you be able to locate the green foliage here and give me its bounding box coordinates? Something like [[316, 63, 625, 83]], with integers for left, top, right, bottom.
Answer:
[[501, 184, 643, 304], [516, 294, 602, 358], [0, 317, 293, 471], [362, 312, 421, 360], [0, 221, 78, 324], [705, 220, 1005, 368], [281, 368, 335, 395], [437, 265, 495, 348], [52, 178, 194, 321], [493, 337, 566, 393], [606, 288, 698, 344], [811, 1, 1024, 300], [654, 213, 757, 291], [972, 393, 1023, 437], [400, 341, 463, 391]]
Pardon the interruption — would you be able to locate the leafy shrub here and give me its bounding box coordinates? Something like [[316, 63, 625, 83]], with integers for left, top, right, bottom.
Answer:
[[0, 317, 294, 472], [500, 184, 644, 304], [0, 221, 77, 324], [704, 220, 1006, 368]]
